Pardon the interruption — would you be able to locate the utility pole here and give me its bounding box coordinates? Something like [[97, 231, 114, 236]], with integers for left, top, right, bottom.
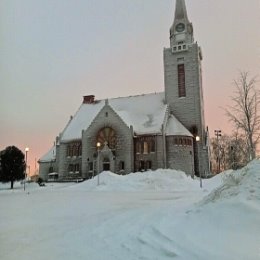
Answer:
[[214, 130, 222, 173]]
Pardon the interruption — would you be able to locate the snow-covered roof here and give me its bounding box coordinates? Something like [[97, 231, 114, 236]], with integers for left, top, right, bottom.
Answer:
[[39, 146, 56, 162], [109, 93, 167, 135], [165, 114, 193, 137], [60, 92, 191, 142], [61, 92, 167, 141]]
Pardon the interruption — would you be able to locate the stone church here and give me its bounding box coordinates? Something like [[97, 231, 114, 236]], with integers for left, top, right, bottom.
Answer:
[[39, 0, 210, 181]]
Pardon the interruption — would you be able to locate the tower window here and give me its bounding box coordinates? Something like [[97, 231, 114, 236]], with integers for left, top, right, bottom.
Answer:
[[178, 64, 186, 97]]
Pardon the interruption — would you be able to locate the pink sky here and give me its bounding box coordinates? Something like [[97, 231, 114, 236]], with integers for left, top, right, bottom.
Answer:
[[1, 0, 259, 174]]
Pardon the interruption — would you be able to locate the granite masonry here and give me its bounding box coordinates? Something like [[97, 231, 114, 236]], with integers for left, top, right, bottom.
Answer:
[[39, 0, 210, 181]]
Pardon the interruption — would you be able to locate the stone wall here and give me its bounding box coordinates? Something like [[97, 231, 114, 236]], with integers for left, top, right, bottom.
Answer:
[[166, 136, 194, 175], [164, 43, 209, 176], [82, 103, 133, 178]]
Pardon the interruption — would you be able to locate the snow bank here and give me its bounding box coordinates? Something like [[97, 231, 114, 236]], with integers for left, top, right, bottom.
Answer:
[[66, 169, 200, 192], [201, 159, 260, 204]]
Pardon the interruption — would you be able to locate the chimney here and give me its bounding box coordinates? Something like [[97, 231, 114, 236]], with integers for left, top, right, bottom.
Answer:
[[83, 95, 95, 104]]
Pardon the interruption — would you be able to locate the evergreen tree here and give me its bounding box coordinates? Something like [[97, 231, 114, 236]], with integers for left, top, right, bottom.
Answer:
[[0, 146, 26, 189]]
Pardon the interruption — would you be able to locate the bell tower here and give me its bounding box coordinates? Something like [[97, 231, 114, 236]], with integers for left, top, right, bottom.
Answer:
[[170, 0, 194, 46], [164, 0, 209, 176]]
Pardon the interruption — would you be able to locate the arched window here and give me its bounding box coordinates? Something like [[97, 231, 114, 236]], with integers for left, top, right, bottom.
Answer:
[[96, 127, 116, 149], [78, 144, 82, 156], [73, 145, 77, 156]]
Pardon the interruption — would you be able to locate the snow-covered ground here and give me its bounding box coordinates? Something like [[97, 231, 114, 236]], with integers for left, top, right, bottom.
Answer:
[[1, 161, 260, 260]]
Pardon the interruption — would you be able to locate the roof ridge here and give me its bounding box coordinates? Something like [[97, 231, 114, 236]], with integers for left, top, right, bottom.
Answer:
[[95, 91, 164, 102]]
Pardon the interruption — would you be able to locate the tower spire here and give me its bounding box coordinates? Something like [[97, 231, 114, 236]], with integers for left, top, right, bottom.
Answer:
[[174, 0, 189, 21], [170, 0, 193, 46]]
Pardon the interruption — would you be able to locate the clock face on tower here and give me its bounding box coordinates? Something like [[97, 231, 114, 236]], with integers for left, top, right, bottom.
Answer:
[[175, 23, 185, 32]]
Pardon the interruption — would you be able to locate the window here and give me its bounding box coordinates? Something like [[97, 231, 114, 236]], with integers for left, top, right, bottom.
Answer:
[[119, 161, 125, 170], [67, 146, 73, 157], [88, 162, 93, 171], [178, 64, 186, 97], [96, 127, 116, 149], [67, 142, 82, 157], [146, 161, 152, 170], [75, 164, 80, 172], [143, 142, 148, 154], [78, 144, 82, 156], [68, 164, 73, 172], [73, 145, 77, 156], [68, 164, 80, 173], [49, 166, 54, 173], [139, 160, 145, 171], [150, 140, 155, 153], [136, 142, 142, 154]]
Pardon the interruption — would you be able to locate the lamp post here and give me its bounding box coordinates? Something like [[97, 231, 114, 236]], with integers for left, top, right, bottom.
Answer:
[[24, 147, 29, 191], [96, 142, 101, 186], [195, 136, 202, 188], [214, 130, 222, 173]]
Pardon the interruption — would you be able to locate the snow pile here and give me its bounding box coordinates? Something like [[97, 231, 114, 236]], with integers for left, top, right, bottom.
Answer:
[[201, 159, 260, 204], [174, 160, 260, 260], [67, 169, 200, 192]]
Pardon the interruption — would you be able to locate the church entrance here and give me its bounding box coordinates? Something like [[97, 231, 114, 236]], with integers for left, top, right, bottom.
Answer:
[[103, 158, 110, 171]]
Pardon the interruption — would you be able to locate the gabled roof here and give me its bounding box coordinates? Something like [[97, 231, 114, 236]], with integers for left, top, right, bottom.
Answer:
[[39, 146, 56, 163], [165, 114, 193, 137], [60, 92, 167, 141], [59, 92, 192, 142]]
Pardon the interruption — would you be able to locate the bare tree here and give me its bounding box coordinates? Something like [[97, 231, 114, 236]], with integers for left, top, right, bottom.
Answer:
[[211, 132, 247, 173], [225, 72, 260, 161]]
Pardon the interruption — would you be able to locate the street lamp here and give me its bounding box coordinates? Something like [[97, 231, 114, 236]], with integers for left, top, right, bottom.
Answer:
[[96, 142, 101, 186], [214, 130, 222, 173], [24, 147, 29, 191], [195, 136, 202, 188]]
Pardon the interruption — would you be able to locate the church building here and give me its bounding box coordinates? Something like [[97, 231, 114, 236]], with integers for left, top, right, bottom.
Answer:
[[39, 0, 210, 181]]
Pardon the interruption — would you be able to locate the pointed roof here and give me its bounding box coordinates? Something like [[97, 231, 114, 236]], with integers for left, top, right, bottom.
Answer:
[[39, 146, 56, 162], [60, 92, 168, 141], [165, 114, 193, 137], [174, 0, 189, 21], [57, 92, 193, 142]]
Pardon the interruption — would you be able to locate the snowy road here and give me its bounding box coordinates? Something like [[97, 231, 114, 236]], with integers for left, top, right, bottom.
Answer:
[[0, 189, 201, 260], [1, 166, 260, 260]]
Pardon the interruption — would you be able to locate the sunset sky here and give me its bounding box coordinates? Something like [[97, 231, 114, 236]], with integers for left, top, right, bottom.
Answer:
[[1, 0, 259, 174]]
